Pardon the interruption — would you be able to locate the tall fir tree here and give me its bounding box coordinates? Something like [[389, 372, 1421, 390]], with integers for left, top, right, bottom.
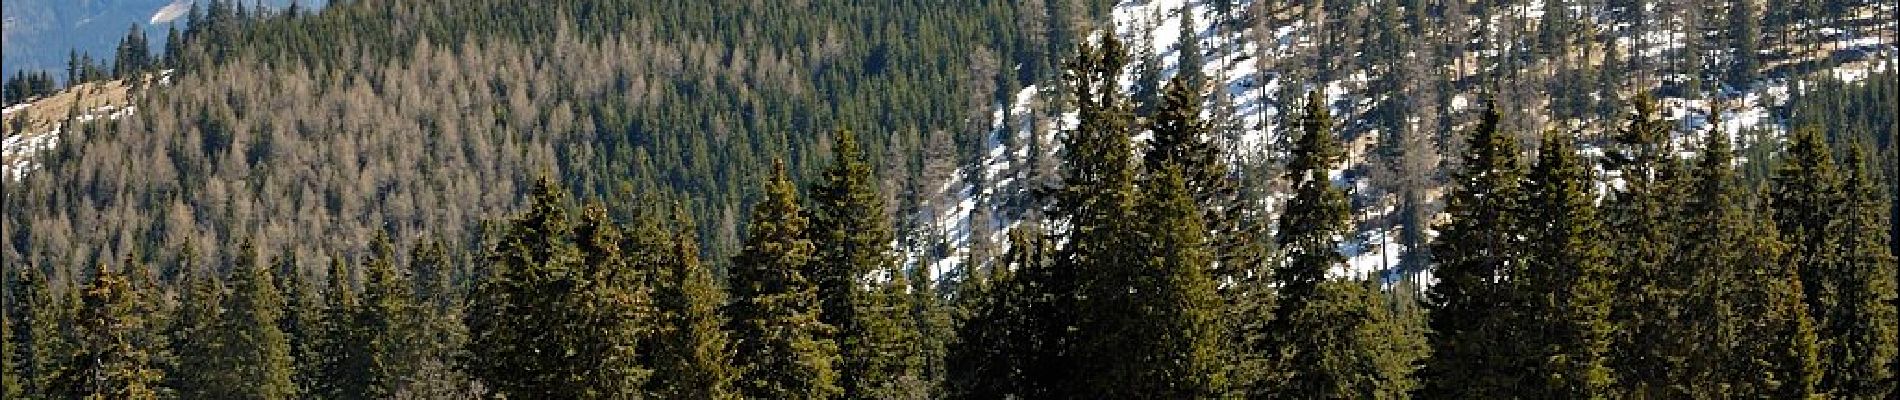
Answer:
[[1680, 125, 1820, 398], [1520, 130, 1616, 397], [7, 264, 70, 398], [1422, 97, 1529, 399], [167, 250, 228, 399], [467, 178, 653, 398], [727, 161, 842, 399], [1830, 142, 1899, 398], [311, 254, 372, 399], [646, 207, 739, 399], [214, 240, 299, 399], [945, 224, 1052, 399], [1603, 94, 1690, 397], [358, 231, 425, 397], [52, 267, 164, 399], [1263, 90, 1421, 398], [1111, 166, 1226, 397], [808, 129, 923, 398]]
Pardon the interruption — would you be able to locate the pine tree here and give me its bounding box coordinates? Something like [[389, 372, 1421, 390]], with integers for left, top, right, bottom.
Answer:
[[215, 240, 299, 399], [312, 254, 371, 398], [809, 129, 923, 399], [274, 252, 323, 397], [8, 264, 69, 398], [1422, 97, 1529, 398], [1680, 126, 1820, 398], [1263, 90, 1421, 397], [945, 224, 1052, 399], [647, 207, 739, 399], [2, 309, 18, 399], [569, 202, 654, 397], [1830, 142, 1899, 398], [1603, 94, 1690, 397], [1104, 166, 1224, 397], [1176, 5, 1206, 90], [1520, 130, 1616, 397], [168, 250, 228, 399], [359, 231, 423, 397], [53, 267, 164, 399], [727, 161, 841, 399], [468, 178, 653, 398]]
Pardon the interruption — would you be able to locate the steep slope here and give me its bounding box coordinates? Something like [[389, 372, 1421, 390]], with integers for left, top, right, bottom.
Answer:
[[911, 0, 1898, 284]]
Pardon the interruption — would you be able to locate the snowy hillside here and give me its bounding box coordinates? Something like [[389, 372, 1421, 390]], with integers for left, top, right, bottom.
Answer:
[[908, 0, 1898, 286], [2, 70, 170, 181]]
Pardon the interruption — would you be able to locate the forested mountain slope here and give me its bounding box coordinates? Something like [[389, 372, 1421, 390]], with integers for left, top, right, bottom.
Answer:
[[2, 0, 1110, 275]]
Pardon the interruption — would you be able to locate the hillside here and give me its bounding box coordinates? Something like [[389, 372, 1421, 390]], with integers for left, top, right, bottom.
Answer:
[[0, 0, 1896, 399]]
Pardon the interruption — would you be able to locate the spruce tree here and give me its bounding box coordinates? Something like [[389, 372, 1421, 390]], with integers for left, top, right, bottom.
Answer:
[[1603, 94, 1689, 397], [727, 161, 842, 399], [1050, 31, 1139, 396], [647, 207, 739, 399], [1422, 97, 1529, 398], [1831, 142, 1899, 398], [8, 265, 69, 397], [1264, 90, 1420, 397], [53, 268, 163, 399], [570, 202, 654, 397], [312, 254, 371, 399], [2, 309, 18, 399], [1680, 126, 1820, 398], [359, 231, 424, 397], [809, 129, 922, 398], [945, 224, 1051, 399], [1113, 166, 1225, 397], [468, 178, 653, 398], [215, 240, 299, 399], [167, 252, 228, 399], [1520, 130, 1616, 397]]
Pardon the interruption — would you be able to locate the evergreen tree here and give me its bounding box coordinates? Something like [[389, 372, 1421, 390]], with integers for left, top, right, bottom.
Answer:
[[1520, 130, 1616, 397], [467, 178, 652, 398], [2, 309, 18, 399], [53, 267, 164, 399], [1176, 6, 1205, 90], [7, 265, 69, 397], [1263, 90, 1421, 397], [945, 224, 1052, 399], [808, 129, 923, 398], [359, 231, 424, 397], [1422, 97, 1529, 398], [214, 240, 299, 399], [1680, 126, 1820, 398], [311, 254, 371, 398], [1830, 142, 1899, 398], [647, 207, 739, 399], [727, 161, 842, 399], [274, 252, 323, 397], [1603, 94, 1690, 397], [1109, 166, 1225, 397], [167, 251, 228, 399]]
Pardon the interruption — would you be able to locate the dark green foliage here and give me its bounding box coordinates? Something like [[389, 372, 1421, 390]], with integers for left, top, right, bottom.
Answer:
[[1112, 166, 1225, 397], [809, 130, 925, 399], [727, 161, 841, 399], [1422, 98, 1528, 398], [945, 224, 1053, 399], [213, 241, 299, 399], [1264, 89, 1420, 398], [646, 208, 740, 400], [52, 268, 164, 399], [1521, 130, 1616, 397], [1680, 126, 1820, 398], [465, 178, 652, 398], [1604, 94, 1691, 397], [1830, 143, 1899, 399]]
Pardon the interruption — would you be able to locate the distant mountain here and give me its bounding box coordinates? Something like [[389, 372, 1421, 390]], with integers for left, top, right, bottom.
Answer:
[[1, 0, 322, 78]]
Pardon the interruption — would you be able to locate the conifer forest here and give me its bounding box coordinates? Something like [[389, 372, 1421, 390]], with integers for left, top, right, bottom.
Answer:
[[1, 0, 1897, 398]]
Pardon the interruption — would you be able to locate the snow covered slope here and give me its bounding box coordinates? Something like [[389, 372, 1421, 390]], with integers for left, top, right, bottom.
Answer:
[[908, 0, 1898, 286]]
